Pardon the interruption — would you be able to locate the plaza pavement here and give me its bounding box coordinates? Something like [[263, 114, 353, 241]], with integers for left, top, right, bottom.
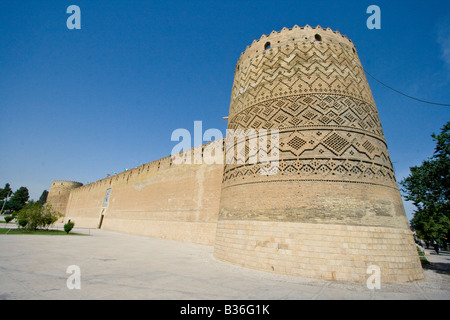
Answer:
[[0, 220, 449, 300]]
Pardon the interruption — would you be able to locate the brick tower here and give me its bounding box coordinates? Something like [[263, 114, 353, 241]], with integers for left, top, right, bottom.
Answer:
[[213, 25, 423, 283], [47, 180, 83, 216]]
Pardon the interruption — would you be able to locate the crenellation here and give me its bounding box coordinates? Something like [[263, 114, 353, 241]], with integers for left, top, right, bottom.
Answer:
[[237, 26, 356, 65]]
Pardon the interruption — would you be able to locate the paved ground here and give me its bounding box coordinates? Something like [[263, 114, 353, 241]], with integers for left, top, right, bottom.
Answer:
[[423, 248, 450, 276], [0, 221, 449, 300]]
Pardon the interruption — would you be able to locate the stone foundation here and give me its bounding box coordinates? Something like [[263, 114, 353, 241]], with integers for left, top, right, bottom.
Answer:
[[214, 220, 423, 283]]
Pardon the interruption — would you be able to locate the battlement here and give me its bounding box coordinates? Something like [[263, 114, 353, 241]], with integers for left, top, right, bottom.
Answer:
[[50, 180, 83, 188], [237, 25, 356, 67], [71, 139, 225, 193], [71, 155, 173, 193]]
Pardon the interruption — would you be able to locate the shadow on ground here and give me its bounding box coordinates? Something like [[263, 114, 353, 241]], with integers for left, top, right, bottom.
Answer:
[[423, 251, 450, 276]]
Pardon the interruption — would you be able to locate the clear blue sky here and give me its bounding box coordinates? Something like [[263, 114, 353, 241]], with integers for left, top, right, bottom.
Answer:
[[1, 1, 449, 221]]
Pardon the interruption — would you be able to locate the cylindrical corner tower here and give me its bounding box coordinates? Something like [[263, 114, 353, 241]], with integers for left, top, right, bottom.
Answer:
[[213, 25, 423, 283], [47, 180, 83, 216]]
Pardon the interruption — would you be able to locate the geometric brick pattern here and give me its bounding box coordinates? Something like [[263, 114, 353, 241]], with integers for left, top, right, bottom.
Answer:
[[224, 26, 396, 190], [223, 125, 397, 188], [228, 94, 383, 136]]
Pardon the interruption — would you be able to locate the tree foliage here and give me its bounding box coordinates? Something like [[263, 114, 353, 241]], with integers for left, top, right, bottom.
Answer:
[[38, 190, 49, 205], [0, 183, 13, 201], [15, 202, 62, 231], [0, 183, 13, 212], [4, 215, 14, 224], [400, 121, 450, 245], [64, 221, 75, 234], [6, 187, 29, 212]]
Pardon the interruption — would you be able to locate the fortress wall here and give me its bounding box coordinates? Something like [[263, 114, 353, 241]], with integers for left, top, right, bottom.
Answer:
[[64, 151, 224, 245], [64, 181, 109, 227]]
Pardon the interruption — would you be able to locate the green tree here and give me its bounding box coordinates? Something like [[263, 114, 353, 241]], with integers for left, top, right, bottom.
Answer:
[[0, 183, 13, 213], [4, 215, 14, 225], [64, 220, 75, 234], [15, 202, 61, 231], [401, 121, 450, 247], [38, 190, 49, 205], [41, 204, 61, 230], [0, 183, 13, 201], [7, 187, 29, 212]]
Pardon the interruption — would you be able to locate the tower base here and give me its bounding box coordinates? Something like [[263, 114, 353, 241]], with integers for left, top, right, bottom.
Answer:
[[214, 220, 424, 283]]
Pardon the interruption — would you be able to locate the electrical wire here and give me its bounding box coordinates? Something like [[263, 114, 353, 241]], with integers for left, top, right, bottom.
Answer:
[[363, 68, 450, 107], [338, 43, 450, 107]]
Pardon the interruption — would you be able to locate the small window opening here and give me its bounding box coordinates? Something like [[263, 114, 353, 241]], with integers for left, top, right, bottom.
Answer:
[[264, 42, 271, 50], [315, 34, 322, 42]]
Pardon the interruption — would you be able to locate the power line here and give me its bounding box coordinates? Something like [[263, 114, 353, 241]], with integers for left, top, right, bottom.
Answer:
[[363, 68, 450, 107], [338, 43, 450, 107]]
